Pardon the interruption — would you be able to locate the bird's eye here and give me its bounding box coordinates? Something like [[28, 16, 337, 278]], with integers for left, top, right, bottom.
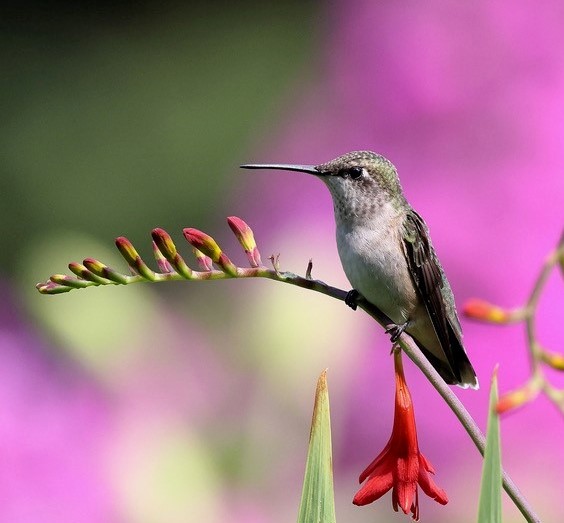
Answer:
[[337, 166, 364, 179], [348, 166, 363, 180]]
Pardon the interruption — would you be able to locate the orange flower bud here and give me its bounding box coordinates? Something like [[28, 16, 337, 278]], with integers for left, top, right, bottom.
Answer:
[[540, 350, 564, 371], [496, 381, 540, 414], [463, 299, 510, 324]]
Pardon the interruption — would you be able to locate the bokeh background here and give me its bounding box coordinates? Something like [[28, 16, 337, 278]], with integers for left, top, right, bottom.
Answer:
[[1, 1, 563, 522]]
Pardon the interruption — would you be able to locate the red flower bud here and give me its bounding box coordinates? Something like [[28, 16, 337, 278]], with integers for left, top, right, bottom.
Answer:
[[115, 237, 156, 281], [183, 228, 237, 276], [227, 216, 262, 267]]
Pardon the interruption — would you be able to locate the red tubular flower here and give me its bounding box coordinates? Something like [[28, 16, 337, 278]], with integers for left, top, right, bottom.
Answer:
[[353, 351, 448, 520]]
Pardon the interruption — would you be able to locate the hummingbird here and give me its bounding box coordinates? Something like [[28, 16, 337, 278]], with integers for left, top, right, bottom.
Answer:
[[241, 151, 478, 389]]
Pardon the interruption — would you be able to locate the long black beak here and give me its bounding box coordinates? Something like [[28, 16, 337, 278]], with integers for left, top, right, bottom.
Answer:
[[240, 163, 321, 175]]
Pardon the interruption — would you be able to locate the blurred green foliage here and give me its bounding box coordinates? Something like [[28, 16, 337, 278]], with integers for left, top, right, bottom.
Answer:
[[1, 0, 315, 274]]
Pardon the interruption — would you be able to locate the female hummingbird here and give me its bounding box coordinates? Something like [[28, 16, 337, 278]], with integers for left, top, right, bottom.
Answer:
[[241, 151, 478, 389]]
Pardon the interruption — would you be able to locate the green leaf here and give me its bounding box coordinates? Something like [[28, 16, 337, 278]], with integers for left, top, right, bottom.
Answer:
[[297, 370, 336, 523], [477, 367, 502, 523]]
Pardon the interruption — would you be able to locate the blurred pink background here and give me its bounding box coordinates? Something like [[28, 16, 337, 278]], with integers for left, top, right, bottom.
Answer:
[[2, 1, 563, 522]]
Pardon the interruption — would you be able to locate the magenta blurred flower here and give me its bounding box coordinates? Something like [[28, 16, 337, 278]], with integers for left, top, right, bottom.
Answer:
[[0, 281, 114, 522], [353, 351, 447, 520]]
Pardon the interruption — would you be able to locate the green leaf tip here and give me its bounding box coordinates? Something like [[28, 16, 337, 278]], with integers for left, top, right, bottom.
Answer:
[[477, 365, 502, 523], [297, 369, 336, 523], [310, 369, 328, 439]]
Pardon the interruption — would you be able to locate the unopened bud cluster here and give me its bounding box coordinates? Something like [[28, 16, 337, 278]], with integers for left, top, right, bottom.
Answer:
[[36, 217, 264, 294]]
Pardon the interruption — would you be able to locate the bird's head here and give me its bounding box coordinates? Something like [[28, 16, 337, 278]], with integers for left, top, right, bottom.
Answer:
[[241, 151, 404, 221]]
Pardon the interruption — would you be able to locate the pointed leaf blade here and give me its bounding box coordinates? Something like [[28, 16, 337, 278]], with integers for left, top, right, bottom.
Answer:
[[477, 367, 502, 523], [297, 370, 336, 523]]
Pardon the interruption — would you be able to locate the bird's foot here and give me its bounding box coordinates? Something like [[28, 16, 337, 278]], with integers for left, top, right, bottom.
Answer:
[[345, 289, 361, 311], [385, 322, 409, 343]]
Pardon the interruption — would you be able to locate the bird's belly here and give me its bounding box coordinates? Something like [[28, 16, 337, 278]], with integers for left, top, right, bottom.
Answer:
[[337, 226, 417, 324]]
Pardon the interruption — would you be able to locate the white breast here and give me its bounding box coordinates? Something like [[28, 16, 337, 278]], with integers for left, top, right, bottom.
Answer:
[[335, 204, 417, 324]]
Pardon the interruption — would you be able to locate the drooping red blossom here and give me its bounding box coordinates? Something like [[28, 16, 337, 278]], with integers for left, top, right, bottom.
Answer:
[[353, 351, 448, 520]]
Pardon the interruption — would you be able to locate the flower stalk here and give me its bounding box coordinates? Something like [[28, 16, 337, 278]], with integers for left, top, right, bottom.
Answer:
[[464, 231, 564, 416]]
